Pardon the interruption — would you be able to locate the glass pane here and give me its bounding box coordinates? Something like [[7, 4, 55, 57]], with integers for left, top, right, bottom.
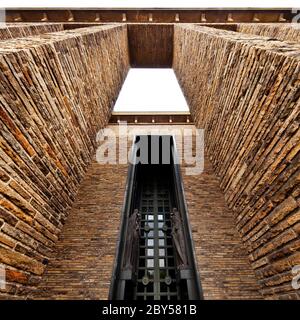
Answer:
[[160, 269, 167, 279], [147, 239, 154, 246], [147, 259, 154, 268], [159, 249, 165, 256], [147, 270, 154, 279], [159, 239, 165, 246], [147, 249, 154, 256], [159, 259, 165, 267], [148, 231, 154, 237]]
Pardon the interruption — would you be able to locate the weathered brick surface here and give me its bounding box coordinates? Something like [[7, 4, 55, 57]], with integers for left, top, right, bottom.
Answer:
[[173, 25, 300, 299], [29, 161, 128, 300], [237, 23, 300, 42], [0, 25, 129, 298], [181, 155, 262, 299], [0, 23, 64, 40], [25, 125, 261, 299], [1, 23, 299, 300]]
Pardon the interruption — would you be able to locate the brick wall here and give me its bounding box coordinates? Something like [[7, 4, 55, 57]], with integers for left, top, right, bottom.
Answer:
[[30, 161, 128, 299], [1, 22, 299, 300], [182, 156, 262, 299], [173, 25, 300, 299], [0, 25, 129, 298], [28, 124, 261, 299], [179, 129, 262, 299]]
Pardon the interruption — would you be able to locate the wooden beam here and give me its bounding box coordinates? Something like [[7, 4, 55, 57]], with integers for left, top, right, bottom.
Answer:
[[5, 8, 296, 23]]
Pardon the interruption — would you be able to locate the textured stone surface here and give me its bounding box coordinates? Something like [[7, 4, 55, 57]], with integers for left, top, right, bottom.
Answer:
[[26, 124, 261, 300], [237, 23, 300, 42], [1, 22, 299, 300], [29, 161, 128, 300], [0, 23, 64, 40], [181, 151, 262, 299], [173, 25, 300, 299], [0, 25, 129, 298]]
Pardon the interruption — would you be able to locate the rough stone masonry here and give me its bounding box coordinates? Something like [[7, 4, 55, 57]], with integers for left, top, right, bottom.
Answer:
[[0, 21, 299, 300], [173, 24, 300, 299], [0, 24, 129, 298]]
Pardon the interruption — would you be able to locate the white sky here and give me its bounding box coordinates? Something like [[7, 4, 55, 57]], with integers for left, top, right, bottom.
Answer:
[[1, 0, 300, 8], [113, 69, 189, 113]]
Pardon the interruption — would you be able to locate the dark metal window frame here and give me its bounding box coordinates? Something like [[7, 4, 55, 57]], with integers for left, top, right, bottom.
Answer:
[[109, 135, 203, 300], [135, 170, 177, 300]]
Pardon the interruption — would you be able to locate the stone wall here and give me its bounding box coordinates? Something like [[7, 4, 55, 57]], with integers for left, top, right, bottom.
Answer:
[[0, 23, 64, 40], [30, 161, 128, 300], [237, 23, 300, 42], [173, 25, 300, 299], [28, 124, 261, 299], [0, 25, 129, 298], [181, 154, 262, 299], [1, 21, 299, 300], [176, 126, 262, 299]]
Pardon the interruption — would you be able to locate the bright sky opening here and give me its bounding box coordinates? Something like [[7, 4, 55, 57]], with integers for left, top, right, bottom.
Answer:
[[113, 69, 189, 113]]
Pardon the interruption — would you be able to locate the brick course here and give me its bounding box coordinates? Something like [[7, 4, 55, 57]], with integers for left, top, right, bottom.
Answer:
[[30, 162, 128, 299]]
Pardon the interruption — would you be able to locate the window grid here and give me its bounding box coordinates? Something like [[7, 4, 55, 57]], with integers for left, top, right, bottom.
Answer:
[[134, 176, 179, 300]]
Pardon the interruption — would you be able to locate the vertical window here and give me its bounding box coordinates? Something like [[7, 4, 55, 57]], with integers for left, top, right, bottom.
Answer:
[[110, 136, 202, 300]]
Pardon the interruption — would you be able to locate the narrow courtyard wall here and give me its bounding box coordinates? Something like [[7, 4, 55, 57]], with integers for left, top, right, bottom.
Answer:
[[173, 25, 300, 299], [30, 124, 262, 299], [0, 25, 129, 297]]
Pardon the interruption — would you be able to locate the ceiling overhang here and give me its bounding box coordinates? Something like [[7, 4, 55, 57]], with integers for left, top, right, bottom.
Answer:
[[5, 8, 297, 23]]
